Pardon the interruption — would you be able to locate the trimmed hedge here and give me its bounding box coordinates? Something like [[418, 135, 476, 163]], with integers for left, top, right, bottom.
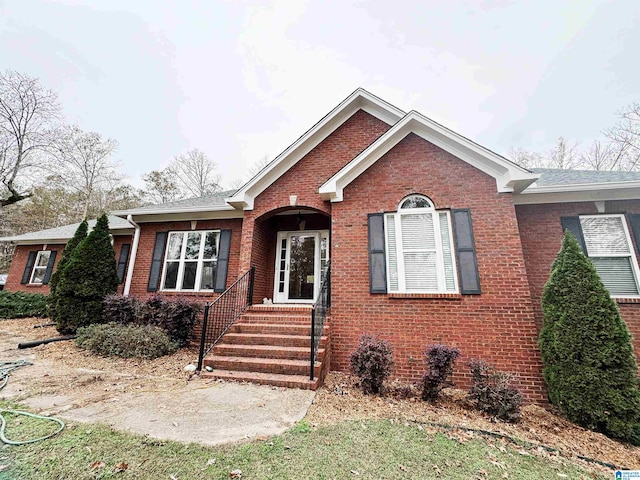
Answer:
[[75, 322, 175, 359], [0, 291, 49, 319], [102, 294, 201, 346]]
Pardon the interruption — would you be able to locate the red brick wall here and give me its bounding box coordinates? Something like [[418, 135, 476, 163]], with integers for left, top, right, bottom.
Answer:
[[5, 236, 132, 295], [5, 244, 65, 294], [127, 218, 243, 301], [239, 110, 392, 275], [516, 200, 640, 362], [330, 133, 545, 401]]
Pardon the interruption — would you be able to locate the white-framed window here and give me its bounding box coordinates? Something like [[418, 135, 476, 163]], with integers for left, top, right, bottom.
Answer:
[[29, 251, 52, 285], [384, 195, 458, 293], [580, 214, 640, 297], [160, 231, 220, 291]]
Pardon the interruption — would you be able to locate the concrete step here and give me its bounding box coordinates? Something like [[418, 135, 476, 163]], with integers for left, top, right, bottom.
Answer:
[[201, 369, 320, 390], [220, 333, 328, 348], [204, 355, 322, 376], [213, 344, 325, 361]]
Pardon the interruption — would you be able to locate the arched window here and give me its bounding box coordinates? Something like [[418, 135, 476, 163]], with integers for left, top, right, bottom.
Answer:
[[384, 195, 458, 293]]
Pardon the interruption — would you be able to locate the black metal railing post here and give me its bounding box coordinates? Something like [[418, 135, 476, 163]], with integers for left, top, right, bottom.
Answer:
[[197, 304, 210, 371], [310, 308, 316, 380], [309, 262, 330, 380], [247, 266, 255, 306]]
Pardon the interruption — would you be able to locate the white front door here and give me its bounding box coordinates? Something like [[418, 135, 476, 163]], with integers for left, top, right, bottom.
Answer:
[[273, 230, 329, 303]]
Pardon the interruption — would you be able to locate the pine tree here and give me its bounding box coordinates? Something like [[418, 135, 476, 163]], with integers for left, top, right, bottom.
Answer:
[[48, 219, 88, 319], [55, 214, 119, 334], [539, 231, 640, 444]]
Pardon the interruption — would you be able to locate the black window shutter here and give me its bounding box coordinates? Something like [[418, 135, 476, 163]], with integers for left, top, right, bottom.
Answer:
[[560, 217, 587, 253], [214, 229, 232, 293], [368, 213, 387, 294], [42, 251, 57, 285], [117, 243, 131, 284], [628, 214, 640, 257], [21, 251, 38, 285], [147, 232, 168, 292], [452, 209, 481, 295]]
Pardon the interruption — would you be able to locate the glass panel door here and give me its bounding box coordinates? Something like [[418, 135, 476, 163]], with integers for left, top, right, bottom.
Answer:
[[288, 234, 316, 300]]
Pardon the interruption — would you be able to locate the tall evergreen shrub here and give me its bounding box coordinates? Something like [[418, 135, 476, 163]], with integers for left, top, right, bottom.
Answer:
[[539, 231, 640, 444], [48, 219, 88, 319], [55, 214, 119, 334]]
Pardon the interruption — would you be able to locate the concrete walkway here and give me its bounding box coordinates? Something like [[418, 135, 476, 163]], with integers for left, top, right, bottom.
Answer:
[[21, 379, 316, 446]]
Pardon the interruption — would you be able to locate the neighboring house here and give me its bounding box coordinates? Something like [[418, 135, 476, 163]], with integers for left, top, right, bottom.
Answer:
[[3, 89, 640, 400]]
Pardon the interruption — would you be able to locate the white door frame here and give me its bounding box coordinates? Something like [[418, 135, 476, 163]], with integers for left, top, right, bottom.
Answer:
[[273, 230, 329, 304]]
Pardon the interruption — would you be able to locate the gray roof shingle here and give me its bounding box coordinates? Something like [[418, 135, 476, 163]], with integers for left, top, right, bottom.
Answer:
[[0, 215, 134, 244], [532, 168, 640, 186], [113, 190, 236, 215]]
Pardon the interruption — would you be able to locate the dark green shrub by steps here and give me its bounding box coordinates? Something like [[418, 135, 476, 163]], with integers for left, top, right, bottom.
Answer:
[[102, 294, 201, 346], [0, 291, 48, 318], [350, 334, 394, 395], [48, 219, 88, 319], [55, 214, 119, 334], [539, 231, 640, 445], [75, 322, 175, 359]]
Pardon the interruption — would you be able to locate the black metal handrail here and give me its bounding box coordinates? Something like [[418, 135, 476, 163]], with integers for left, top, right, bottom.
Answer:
[[310, 262, 330, 380], [197, 266, 255, 371]]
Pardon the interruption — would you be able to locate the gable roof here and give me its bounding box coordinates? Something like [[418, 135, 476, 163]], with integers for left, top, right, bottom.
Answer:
[[319, 110, 539, 201], [0, 215, 134, 245], [226, 88, 406, 210]]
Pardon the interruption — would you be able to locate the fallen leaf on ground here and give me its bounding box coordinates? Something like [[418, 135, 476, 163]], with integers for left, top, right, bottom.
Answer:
[[230, 469, 242, 478], [90, 461, 105, 470], [115, 462, 128, 473]]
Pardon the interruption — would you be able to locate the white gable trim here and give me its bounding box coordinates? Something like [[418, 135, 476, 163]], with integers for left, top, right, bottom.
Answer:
[[226, 89, 405, 210], [319, 111, 539, 202]]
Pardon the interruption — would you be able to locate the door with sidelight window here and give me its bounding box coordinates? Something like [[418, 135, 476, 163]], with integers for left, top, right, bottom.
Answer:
[[273, 230, 329, 303]]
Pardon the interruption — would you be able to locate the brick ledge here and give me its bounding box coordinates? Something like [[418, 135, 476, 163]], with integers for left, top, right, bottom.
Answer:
[[615, 297, 640, 304], [389, 293, 462, 300]]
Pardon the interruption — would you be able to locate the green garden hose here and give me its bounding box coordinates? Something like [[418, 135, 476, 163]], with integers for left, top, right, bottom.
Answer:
[[0, 409, 65, 445], [0, 359, 65, 445]]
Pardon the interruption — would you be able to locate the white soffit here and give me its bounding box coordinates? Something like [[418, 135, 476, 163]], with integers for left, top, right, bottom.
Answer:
[[319, 111, 539, 202], [226, 88, 405, 210]]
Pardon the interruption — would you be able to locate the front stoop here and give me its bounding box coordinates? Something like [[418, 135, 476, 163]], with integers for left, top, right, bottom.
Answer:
[[201, 305, 331, 390]]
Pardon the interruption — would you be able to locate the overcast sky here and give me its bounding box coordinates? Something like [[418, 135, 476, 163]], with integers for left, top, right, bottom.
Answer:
[[1, 0, 638, 188]]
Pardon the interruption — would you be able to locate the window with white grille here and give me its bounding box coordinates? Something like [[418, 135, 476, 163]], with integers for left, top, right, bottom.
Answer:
[[161, 231, 220, 291], [385, 195, 458, 293], [580, 214, 640, 296]]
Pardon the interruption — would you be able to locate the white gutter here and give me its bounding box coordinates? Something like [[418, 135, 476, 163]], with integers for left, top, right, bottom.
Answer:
[[123, 215, 141, 296]]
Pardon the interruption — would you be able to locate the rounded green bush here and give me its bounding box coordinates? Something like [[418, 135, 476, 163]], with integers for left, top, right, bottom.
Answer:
[[75, 322, 176, 359]]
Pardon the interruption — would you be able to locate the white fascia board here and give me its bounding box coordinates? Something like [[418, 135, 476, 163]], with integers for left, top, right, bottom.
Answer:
[[126, 209, 244, 223], [227, 88, 405, 210], [514, 181, 640, 205], [319, 111, 539, 201], [112, 204, 237, 217]]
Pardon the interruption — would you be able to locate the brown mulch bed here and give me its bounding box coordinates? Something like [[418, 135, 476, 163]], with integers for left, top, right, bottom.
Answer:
[[3, 317, 640, 474], [307, 372, 640, 475]]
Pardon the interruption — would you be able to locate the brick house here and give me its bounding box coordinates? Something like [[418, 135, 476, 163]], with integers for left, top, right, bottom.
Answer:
[[4, 89, 640, 400]]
